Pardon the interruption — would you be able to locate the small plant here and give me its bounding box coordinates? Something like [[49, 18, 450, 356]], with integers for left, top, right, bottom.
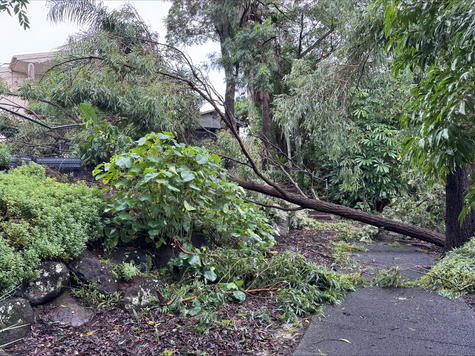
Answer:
[[71, 280, 121, 308], [418, 237, 475, 298], [121, 262, 141, 281], [371, 267, 406, 288]]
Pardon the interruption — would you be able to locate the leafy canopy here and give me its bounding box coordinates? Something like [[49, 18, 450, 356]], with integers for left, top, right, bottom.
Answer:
[[378, 0, 475, 179]]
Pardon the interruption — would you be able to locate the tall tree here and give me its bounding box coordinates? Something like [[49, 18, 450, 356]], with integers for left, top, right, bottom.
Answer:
[[379, 0, 475, 249], [166, 0, 245, 127], [166, 0, 345, 155]]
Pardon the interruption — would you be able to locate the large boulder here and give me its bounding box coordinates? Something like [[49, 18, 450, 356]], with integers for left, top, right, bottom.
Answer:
[[0, 298, 33, 347], [69, 254, 118, 294], [48, 295, 94, 327], [108, 247, 152, 273], [22, 261, 70, 305], [122, 278, 163, 311]]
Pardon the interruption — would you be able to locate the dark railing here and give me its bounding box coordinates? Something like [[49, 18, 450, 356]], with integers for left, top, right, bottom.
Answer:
[[6, 157, 83, 173]]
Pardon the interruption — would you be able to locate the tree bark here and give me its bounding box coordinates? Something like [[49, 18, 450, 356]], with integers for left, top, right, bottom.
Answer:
[[216, 22, 237, 129], [232, 177, 445, 246], [252, 89, 271, 167], [445, 164, 475, 250]]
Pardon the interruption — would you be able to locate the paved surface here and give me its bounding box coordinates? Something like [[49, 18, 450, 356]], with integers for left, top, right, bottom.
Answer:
[[355, 242, 437, 281], [294, 242, 475, 356]]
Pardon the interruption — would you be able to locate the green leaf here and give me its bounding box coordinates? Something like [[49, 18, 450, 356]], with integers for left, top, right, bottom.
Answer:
[[184, 200, 196, 211], [188, 255, 201, 267], [203, 269, 217, 282], [180, 170, 195, 182], [115, 156, 133, 169], [232, 291, 246, 301]]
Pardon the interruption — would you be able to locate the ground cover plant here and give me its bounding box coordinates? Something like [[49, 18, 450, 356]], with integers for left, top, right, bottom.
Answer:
[[0, 162, 104, 293]]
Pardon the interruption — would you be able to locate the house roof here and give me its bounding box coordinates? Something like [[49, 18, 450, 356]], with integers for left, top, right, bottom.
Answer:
[[8, 52, 56, 76]]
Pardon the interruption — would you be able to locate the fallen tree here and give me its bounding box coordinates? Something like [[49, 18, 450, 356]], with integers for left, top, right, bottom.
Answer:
[[8, 36, 447, 247], [233, 178, 445, 246]]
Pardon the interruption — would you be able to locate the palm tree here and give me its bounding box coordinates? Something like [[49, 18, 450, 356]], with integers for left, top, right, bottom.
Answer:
[[47, 0, 157, 51]]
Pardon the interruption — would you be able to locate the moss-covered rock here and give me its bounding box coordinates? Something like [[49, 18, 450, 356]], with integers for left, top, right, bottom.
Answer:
[[22, 261, 70, 305], [122, 278, 163, 311]]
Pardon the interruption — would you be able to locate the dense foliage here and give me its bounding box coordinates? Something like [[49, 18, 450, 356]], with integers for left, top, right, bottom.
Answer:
[[0, 163, 103, 292], [383, 182, 445, 233], [419, 237, 475, 298], [94, 132, 275, 249], [379, 0, 475, 179], [3, 2, 200, 163]]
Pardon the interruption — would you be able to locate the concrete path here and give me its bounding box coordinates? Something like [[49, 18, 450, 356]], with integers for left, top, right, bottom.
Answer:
[[294, 242, 475, 356]]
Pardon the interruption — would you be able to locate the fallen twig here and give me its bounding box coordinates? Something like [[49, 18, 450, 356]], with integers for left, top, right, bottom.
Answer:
[[171, 237, 194, 255]]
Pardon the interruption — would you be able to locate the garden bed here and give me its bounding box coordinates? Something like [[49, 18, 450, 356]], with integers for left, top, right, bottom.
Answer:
[[3, 229, 338, 356]]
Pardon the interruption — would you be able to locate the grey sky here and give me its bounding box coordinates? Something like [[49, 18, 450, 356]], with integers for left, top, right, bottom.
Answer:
[[0, 0, 224, 97]]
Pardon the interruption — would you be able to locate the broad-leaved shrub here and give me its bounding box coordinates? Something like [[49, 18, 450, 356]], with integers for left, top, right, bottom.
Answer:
[[94, 133, 275, 249]]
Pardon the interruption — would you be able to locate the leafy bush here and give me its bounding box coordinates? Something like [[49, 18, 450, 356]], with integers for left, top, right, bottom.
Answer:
[[164, 248, 363, 322], [94, 132, 275, 249], [76, 104, 133, 167], [0, 163, 104, 291], [419, 237, 475, 298]]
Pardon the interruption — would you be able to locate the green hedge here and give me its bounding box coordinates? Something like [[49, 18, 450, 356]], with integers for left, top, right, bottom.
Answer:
[[0, 163, 104, 293]]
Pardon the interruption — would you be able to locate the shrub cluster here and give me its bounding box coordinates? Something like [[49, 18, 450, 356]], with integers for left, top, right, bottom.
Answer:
[[0, 163, 104, 292]]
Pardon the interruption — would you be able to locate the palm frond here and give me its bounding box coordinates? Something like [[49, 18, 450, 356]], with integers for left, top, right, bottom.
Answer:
[[47, 0, 108, 28]]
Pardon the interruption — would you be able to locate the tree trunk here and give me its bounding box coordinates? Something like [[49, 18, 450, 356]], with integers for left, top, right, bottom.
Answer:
[[253, 89, 271, 167], [232, 177, 445, 246], [216, 22, 237, 129], [445, 164, 475, 250], [224, 72, 236, 126]]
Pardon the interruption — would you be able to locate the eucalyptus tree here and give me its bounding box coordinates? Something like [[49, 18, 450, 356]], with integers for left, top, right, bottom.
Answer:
[[378, 0, 475, 249]]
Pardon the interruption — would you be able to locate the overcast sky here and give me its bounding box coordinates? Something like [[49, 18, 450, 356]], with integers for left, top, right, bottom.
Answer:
[[0, 0, 224, 97]]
